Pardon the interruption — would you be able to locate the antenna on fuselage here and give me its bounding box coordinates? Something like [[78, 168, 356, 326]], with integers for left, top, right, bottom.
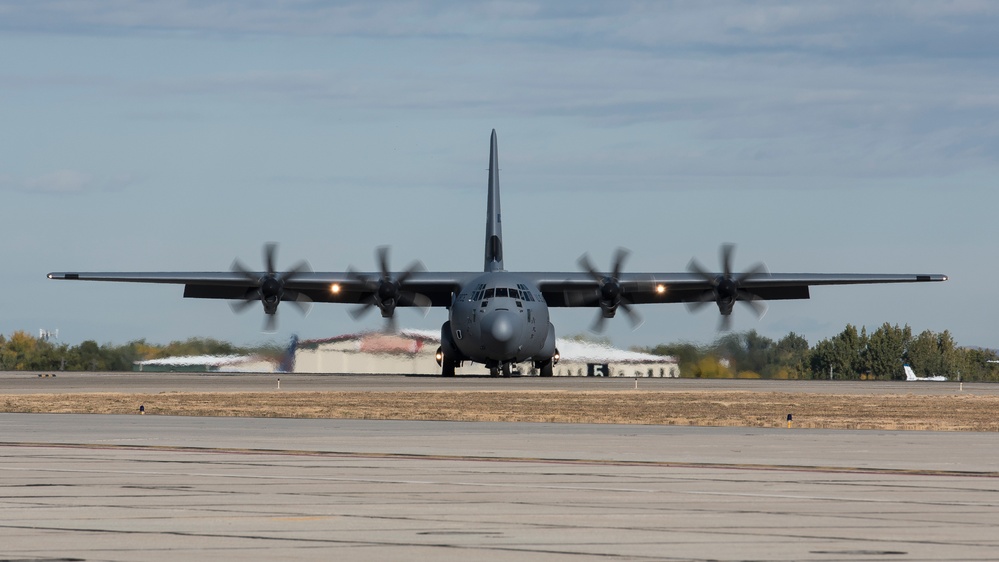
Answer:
[[484, 129, 504, 272]]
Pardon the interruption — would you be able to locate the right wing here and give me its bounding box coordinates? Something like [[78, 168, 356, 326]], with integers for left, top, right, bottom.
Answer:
[[47, 271, 474, 307]]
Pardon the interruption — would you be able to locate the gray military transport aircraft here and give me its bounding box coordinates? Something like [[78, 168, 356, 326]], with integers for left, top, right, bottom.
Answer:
[[49, 130, 947, 377]]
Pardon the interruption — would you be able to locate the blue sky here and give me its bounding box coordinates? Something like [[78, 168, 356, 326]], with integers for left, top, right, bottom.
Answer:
[[2, 1, 996, 350]]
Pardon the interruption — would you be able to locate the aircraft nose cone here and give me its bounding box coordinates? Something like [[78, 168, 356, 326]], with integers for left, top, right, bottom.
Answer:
[[489, 313, 515, 343], [480, 310, 521, 356]]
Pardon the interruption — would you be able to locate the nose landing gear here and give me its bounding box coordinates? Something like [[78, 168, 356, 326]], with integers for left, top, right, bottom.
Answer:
[[489, 363, 513, 377]]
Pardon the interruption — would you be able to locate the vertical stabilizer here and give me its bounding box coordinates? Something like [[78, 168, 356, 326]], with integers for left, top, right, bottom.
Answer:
[[484, 129, 504, 272], [903, 364, 916, 381], [279, 334, 298, 373]]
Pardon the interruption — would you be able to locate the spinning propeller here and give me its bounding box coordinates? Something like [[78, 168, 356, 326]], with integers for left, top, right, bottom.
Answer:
[[573, 248, 643, 333], [347, 246, 431, 332], [230, 243, 313, 332], [686, 243, 769, 331]]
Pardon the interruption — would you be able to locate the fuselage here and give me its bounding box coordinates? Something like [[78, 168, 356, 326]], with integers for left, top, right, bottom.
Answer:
[[447, 272, 555, 367], [435, 129, 558, 372]]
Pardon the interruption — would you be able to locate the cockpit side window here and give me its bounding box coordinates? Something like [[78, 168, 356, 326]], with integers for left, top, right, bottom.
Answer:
[[516, 283, 535, 302]]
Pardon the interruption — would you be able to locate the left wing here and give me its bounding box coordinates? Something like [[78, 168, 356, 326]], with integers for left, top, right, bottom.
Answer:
[[529, 269, 945, 331], [534, 272, 948, 306], [520, 245, 946, 330]]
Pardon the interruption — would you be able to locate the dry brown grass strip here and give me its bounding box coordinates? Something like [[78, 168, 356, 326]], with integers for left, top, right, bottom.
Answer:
[[3, 390, 999, 431]]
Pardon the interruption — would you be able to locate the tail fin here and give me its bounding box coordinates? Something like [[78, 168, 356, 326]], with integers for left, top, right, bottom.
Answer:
[[483, 129, 504, 272], [279, 334, 298, 373], [903, 364, 916, 381]]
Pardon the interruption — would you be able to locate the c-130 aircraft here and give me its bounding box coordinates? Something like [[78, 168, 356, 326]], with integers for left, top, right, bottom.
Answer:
[[49, 130, 947, 376]]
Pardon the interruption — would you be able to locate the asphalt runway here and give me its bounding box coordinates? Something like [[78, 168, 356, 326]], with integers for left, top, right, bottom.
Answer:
[[2, 374, 999, 561]]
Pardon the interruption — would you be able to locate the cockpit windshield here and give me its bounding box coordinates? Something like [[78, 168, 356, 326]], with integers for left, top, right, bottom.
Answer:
[[478, 285, 534, 302]]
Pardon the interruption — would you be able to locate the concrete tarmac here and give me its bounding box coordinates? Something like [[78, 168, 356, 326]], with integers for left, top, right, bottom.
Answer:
[[2, 374, 999, 561]]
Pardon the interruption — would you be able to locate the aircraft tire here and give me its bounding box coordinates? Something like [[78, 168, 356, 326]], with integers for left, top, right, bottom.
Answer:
[[539, 359, 553, 377], [441, 359, 456, 377]]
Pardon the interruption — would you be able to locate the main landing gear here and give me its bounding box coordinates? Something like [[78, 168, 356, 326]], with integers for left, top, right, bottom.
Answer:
[[534, 348, 560, 377], [436, 347, 560, 378], [436, 347, 456, 377]]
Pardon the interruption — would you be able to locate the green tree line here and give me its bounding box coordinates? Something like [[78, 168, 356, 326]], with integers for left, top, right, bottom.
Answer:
[[0, 331, 283, 372], [3, 325, 997, 380], [641, 323, 999, 382]]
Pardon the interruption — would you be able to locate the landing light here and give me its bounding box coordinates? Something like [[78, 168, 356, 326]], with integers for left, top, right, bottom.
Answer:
[[330, 283, 341, 294], [656, 284, 666, 294]]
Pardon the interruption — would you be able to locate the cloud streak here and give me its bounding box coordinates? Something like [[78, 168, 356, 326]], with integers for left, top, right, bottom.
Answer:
[[3, 170, 137, 194], [3, 1, 998, 58], [7, 2, 991, 184]]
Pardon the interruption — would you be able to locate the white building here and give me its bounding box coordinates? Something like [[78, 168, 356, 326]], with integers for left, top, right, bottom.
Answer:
[[552, 339, 680, 377], [292, 330, 678, 377]]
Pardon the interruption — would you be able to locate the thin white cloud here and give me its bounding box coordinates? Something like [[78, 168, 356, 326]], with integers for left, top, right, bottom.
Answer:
[[6, 170, 137, 194], [117, 45, 997, 181], [2, 3, 996, 188], [1, 1, 997, 58], [24, 170, 93, 193]]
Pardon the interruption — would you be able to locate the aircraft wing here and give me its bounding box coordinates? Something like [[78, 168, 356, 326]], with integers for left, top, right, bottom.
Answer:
[[48, 268, 946, 333], [48, 270, 947, 307], [532, 272, 949, 306], [46, 271, 476, 307]]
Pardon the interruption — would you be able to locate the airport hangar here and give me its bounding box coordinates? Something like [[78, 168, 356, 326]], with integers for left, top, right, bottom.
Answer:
[[135, 329, 679, 377]]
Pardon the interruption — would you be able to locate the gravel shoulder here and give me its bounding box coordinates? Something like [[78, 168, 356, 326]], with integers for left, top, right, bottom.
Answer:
[[4, 390, 998, 431]]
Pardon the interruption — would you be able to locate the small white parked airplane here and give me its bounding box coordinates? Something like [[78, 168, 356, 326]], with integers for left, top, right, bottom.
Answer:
[[903, 364, 947, 382]]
